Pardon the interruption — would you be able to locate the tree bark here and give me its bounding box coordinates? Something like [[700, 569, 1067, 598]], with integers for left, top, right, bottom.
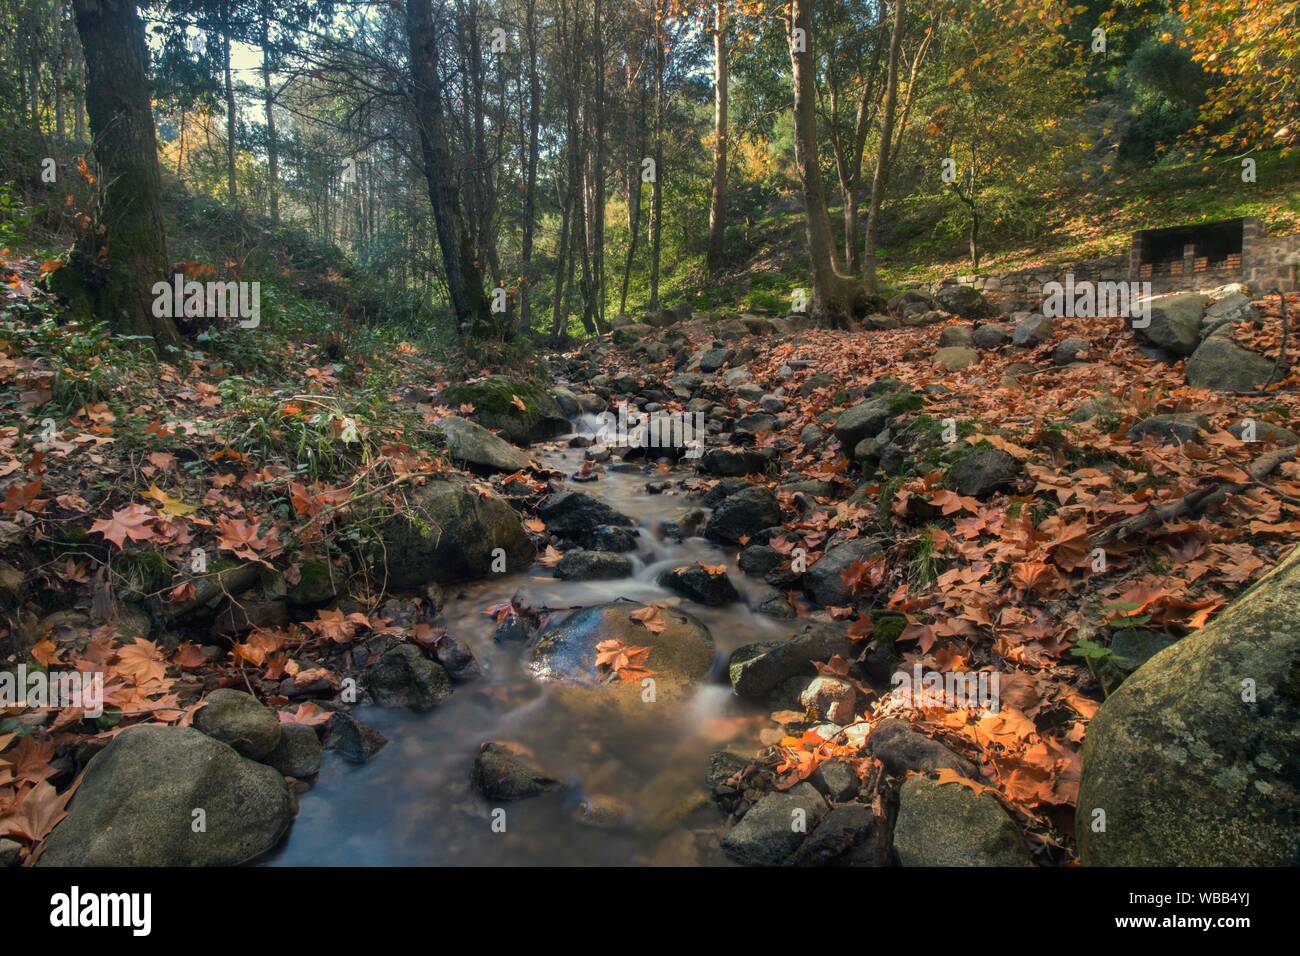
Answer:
[[403, 0, 494, 337], [260, 3, 279, 225], [618, 48, 646, 315], [648, 2, 665, 310], [54, 0, 66, 139], [551, 187, 574, 342], [74, 40, 85, 141], [862, 0, 905, 293], [519, 0, 541, 333], [70, 0, 180, 347], [789, 0, 863, 324], [706, 1, 728, 273], [222, 5, 237, 202], [589, 0, 607, 330]]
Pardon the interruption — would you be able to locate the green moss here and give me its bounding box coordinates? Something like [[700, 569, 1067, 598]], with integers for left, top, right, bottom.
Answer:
[[886, 391, 923, 415], [111, 549, 173, 598], [441, 374, 566, 444], [287, 558, 340, 605], [870, 610, 908, 644], [443, 374, 547, 415]]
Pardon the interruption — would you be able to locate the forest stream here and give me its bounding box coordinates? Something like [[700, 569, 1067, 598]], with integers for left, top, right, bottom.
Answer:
[[266, 430, 796, 866]]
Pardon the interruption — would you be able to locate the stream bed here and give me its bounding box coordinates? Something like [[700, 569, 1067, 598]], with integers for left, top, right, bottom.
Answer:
[[266, 441, 798, 866]]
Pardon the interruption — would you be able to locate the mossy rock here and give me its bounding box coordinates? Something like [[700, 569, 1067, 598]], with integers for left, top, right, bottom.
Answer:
[[287, 559, 341, 606], [110, 549, 173, 600], [885, 391, 924, 416], [1077, 544, 1300, 866], [441, 375, 569, 445], [377, 476, 536, 590]]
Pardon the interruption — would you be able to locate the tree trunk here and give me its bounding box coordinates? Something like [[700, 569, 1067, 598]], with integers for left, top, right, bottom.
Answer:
[[222, 8, 237, 202], [70, 0, 180, 347], [261, 4, 279, 225], [789, 0, 863, 323], [842, 192, 859, 271], [862, 0, 905, 294], [519, 0, 541, 333], [618, 51, 646, 315], [589, 0, 607, 330], [54, 0, 66, 139], [648, 4, 665, 310], [176, 104, 186, 183], [465, 0, 502, 286], [74, 40, 85, 141], [403, 0, 494, 337], [706, 1, 728, 273], [551, 188, 574, 342]]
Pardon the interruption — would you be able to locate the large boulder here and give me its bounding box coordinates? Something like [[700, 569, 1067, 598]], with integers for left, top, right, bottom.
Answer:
[[786, 803, 895, 867], [893, 775, 1030, 867], [538, 491, 636, 550], [658, 564, 740, 606], [194, 688, 282, 759], [436, 415, 531, 473], [1202, 292, 1257, 330], [1077, 545, 1300, 866], [441, 375, 569, 445], [867, 718, 980, 778], [363, 644, 453, 711], [698, 447, 772, 477], [720, 782, 830, 866], [729, 623, 857, 700], [971, 324, 1010, 350], [1011, 313, 1054, 347], [704, 486, 780, 544], [888, 290, 937, 316], [555, 549, 633, 581], [37, 725, 293, 866], [934, 284, 991, 319], [528, 601, 716, 705], [1136, 293, 1207, 356], [1185, 337, 1274, 393], [949, 445, 1021, 498], [378, 477, 535, 589], [833, 399, 894, 449], [805, 537, 883, 607]]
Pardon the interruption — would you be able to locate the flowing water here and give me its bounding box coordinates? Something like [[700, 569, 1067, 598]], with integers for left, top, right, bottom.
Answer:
[[266, 435, 800, 866]]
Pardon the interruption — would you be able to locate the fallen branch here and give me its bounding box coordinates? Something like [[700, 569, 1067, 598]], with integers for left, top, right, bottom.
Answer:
[[1093, 446, 1298, 545]]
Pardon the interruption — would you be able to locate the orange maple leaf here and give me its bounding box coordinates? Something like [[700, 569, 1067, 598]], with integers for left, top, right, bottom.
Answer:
[[0, 779, 77, 844], [628, 604, 667, 634], [89, 503, 157, 549], [595, 639, 655, 682], [113, 638, 167, 684]]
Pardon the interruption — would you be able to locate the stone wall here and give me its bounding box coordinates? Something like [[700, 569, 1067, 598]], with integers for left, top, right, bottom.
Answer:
[[1246, 231, 1300, 291], [944, 219, 1300, 301], [948, 254, 1129, 305]]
